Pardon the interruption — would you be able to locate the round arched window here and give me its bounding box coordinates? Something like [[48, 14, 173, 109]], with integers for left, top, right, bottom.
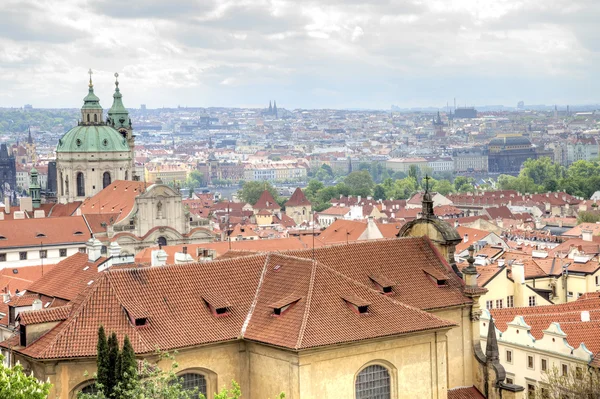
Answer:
[[355, 364, 391, 399], [76, 139, 82, 147], [80, 382, 98, 395], [179, 373, 207, 396]]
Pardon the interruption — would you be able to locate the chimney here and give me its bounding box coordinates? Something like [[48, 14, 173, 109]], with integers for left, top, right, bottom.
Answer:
[[3, 196, 9, 214], [19, 197, 32, 213], [512, 261, 527, 307], [86, 237, 103, 262], [151, 248, 168, 267], [581, 311, 591, 322], [464, 234, 469, 243], [32, 298, 42, 311], [108, 241, 122, 258], [582, 229, 593, 242], [183, 246, 188, 254], [497, 259, 505, 267]]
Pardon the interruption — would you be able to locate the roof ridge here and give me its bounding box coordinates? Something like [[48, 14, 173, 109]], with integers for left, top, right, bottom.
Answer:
[[240, 253, 271, 338], [295, 260, 317, 349]]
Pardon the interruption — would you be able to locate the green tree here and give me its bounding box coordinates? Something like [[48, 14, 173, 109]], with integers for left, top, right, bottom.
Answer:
[[106, 333, 120, 398], [185, 171, 204, 196], [578, 210, 600, 224], [534, 365, 600, 399], [0, 355, 51, 399], [97, 326, 109, 395], [520, 157, 565, 187], [118, 336, 137, 394], [320, 164, 333, 177], [432, 179, 454, 195], [454, 176, 475, 193], [373, 184, 386, 200], [344, 171, 374, 197], [238, 181, 279, 205], [387, 177, 417, 200], [408, 165, 420, 184]]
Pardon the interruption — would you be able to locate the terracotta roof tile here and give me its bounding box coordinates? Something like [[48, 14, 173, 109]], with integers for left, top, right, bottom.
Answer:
[[9, 240, 464, 359], [285, 187, 311, 207], [26, 252, 107, 301], [253, 190, 280, 210], [79, 181, 148, 223], [448, 387, 485, 399], [0, 216, 90, 249], [18, 305, 71, 326]]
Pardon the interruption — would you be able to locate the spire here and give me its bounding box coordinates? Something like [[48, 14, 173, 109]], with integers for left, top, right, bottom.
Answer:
[[27, 128, 33, 145], [421, 175, 434, 218], [82, 69, 101, 110], [485, 316, 499, 361], [107, 72, 130, 130], [268, 101, 272, 113]]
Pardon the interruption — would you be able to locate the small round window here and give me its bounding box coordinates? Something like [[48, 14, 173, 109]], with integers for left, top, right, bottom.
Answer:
[[103, 139, 109, 147], [76, 139, 82, 146]]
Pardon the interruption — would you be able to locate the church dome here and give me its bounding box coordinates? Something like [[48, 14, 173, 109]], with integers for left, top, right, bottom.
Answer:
[[56, 125, 130, 153]]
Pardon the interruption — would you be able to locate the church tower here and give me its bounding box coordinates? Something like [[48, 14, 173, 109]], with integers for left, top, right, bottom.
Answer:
[[55, 70, 133, 203], [29, 167, 41, 209], [107, 73, 135, 174]]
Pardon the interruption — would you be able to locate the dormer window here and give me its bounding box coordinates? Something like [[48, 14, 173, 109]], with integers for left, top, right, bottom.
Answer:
[[423, 269, 448, 286], [343, 294, 371, 314], [36, 233, 46, 238], [74, 231, 84, 236], [269, 295, 301, 317], [203, 294, 231, 317], [369, 274, 395, 295], [134, 317, 148, 327]]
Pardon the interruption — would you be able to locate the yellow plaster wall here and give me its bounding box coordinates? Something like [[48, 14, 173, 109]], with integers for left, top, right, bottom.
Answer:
[[431, 307, 472, 389], [296, 331, 448, 399]]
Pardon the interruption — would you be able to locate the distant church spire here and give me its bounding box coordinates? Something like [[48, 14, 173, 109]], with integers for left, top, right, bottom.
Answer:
[[268, 101, 272, 113], [27, 127, 33, 145], [421, 175, 434, 218]]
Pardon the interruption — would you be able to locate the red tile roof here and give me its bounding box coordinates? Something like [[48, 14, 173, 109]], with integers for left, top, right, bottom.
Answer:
[[285, 187, 311, 207], [285, 238, 471, 311], [253, 190, 280, 210], [0, 216, 90, 249], [25, 252, 106, 301], [79, 180, 148, 223], [9, 250, 456, 359], [18, 305, 71, 326], [448, 387, 485, 399]]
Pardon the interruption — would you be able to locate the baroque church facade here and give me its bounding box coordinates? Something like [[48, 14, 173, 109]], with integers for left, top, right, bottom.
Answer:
[[56, 72, 136, 204]]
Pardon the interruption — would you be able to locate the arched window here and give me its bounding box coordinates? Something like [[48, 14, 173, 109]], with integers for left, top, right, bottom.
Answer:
[[103, 172, 111, 188], [179, 373, 207, 396], [355, 364, 391, 399], [76, 172, 85, 197], [80, 382, 98, 395], [87, 114, 90, 123], [94, 114, 98, 123], [157, 236, 167, 247]]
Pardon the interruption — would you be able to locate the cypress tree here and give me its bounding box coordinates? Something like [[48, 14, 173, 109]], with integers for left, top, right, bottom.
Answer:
[[118, 335, 138, 393], [107, 332, 120, 398], [96, 325, 109, 395]]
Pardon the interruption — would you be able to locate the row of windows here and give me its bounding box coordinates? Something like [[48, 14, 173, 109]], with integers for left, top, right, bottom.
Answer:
[[506, 350, 581, 377], [80, 366, 394, 399], [486, 295, 538, 309], [0, 248, 69, 262]]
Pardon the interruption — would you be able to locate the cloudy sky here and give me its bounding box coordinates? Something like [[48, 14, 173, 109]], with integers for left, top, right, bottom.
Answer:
[[0, 0, 597, 109]]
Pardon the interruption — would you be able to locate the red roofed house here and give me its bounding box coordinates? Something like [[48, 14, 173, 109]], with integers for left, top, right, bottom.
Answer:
[[482, 293, 600, 391], [1, 189, 522, 399], [284, 187, 312, 225]]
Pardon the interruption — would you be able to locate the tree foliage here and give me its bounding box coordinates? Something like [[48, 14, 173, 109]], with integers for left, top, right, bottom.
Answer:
[[497, 157, 600, 199], [0, 355, 51, 399], [237, 181, 279, 205], [535, 365, 600, 399], [343, 171, 374, 198]]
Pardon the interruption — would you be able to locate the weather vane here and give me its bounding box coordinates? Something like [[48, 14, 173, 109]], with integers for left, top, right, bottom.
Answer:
[[88, 68, 93, 87], [114, 72, 119, 86], [424, 174, 430, 192]]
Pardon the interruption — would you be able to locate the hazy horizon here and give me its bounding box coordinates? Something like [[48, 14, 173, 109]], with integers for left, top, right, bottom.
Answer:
[[1, 0, 598, 109]]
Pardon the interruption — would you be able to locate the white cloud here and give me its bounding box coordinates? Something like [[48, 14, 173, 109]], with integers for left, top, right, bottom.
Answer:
[[0, 0, 597, 108]]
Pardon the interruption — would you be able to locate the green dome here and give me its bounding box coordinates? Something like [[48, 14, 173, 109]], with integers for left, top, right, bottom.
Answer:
[[57, 125, 130, 153]]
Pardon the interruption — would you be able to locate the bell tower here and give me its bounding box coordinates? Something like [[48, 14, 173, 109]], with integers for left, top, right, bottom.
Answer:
[[80, 69, 103, 126]]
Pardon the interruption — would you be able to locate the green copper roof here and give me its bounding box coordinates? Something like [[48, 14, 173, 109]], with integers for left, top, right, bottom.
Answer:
[[56, 125, 130, 153], [82, 85, 102, 110], [107, 76, 130, 130]]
